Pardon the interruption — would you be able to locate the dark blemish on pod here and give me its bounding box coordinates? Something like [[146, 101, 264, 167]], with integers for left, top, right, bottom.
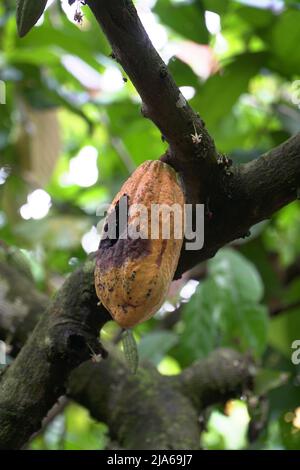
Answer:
[[97, 195, 151, 271]]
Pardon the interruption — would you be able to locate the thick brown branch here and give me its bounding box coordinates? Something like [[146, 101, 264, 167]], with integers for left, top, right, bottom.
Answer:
[[86, 0, 218, 204], [3, 0, 299, 451], [0, 262, 254, 449], [176, 133, 300, 276], [68, 354, 200, 450], [179, 349, 254, 412], [85, 2, 300, 277], [68, 348, 252, 450], [0, 259, 109, 449]]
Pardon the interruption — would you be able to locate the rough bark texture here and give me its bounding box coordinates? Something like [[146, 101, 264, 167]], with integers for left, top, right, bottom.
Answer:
[[0, 262, 253, 449], [179, 349, 254, 412], [176, 133, 300, 275], [86, 0, 219, 206], [0, 260, 109, 449], [68, 348, 253, 450]]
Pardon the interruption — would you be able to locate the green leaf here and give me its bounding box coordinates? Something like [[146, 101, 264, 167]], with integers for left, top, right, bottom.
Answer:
[[16, 0, 48, 38], [154, 0, 208, 44], [221, 303, 269, 358], [203, 0, 229, 14], [209, 248, 264, 303], [175, 249, 268, 366], [266, 9, 300, 77], [16, 13, 109, 70], [168, 57, 200, 88], [239, 239, 282, 302], [210, 250, 267, 357], [191, 52, 267, 130], [138, 331, 178, 366], [175, 278, 222, 366], [235, 6, 274, 29]]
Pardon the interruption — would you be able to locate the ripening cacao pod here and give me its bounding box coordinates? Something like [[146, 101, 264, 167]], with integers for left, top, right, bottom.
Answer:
[[94, 160, 185, 328]]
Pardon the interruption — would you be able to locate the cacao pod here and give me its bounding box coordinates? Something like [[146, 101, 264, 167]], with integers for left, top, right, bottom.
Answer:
[[95, 160, 185, 328]]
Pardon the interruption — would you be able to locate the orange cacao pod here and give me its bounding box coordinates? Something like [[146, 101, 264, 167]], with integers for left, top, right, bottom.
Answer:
[[94, 160, 185, 328]]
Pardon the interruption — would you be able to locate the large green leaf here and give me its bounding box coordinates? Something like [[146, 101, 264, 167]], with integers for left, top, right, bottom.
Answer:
[[203, 0, 229, 14], [220, 302, 268, 357], [209, 248, 264, 303], [265, 9, 300, 77], [17, 0, 48, 37], [168, 57, 200, 89], [154, 0, 208, 44], [175, 249, 268, 366], [235, 5, 274, 29], [175, 278, 222, 366], [191, 52, 267, 130]]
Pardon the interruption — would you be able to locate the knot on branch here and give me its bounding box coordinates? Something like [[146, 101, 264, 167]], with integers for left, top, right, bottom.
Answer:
[[46, 322, 106, 367]]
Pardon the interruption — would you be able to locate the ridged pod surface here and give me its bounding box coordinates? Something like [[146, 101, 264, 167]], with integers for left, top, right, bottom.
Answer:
[[94, 160, 185, 328]]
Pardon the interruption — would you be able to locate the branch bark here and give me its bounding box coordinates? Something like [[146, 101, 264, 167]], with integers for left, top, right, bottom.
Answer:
[[0, 259, 109, 449], [85, 0, 300, 277], [176, 133, 300, 275], [0, 262, 254, 449], [86, 0, 219, 205], [67, 348, 253, 450], [179, 349, 254, 412], [68, 354, 200, 450]]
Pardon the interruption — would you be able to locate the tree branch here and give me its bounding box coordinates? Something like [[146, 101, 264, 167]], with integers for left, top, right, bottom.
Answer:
[[0, 259, 109, 449], [179, 349, 254, 412], [68, 348, 252, 450], [0, 262, 254, 449], [3, 0, 299, 450], [176, 133, 300, 276], [85, 1, 300, 277], [68, 354, 200, 450], [86, 0, 219, 204]]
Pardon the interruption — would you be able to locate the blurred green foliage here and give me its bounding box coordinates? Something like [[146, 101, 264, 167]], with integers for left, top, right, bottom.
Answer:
[[1, 0, 300, 450], [30, 403, 109, 450]]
